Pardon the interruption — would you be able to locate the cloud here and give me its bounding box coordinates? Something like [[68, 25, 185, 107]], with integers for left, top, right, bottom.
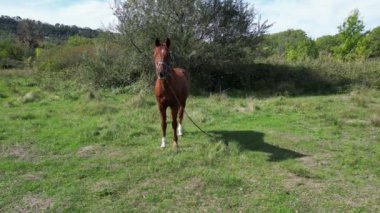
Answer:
[[249, 0, 380, 38], [0, 0, 117, 30], [1, 0, 379, 37]]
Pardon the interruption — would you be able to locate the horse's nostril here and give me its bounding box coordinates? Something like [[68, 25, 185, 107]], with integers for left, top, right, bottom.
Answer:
[[159, 72, 164, 78]]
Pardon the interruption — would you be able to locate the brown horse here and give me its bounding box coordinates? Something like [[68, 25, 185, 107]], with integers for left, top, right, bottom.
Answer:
[[153, 38, 189, 150]]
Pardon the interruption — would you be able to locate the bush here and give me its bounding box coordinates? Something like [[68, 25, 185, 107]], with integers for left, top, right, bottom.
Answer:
[[67, 35, 93, 46], [194, 57, 380, 95], [34, 43, 93, 84], [0, 39, 25, 68], [82, 34, 152, 88]]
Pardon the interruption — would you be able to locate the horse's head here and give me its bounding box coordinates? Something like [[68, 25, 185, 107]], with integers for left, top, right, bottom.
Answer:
[[153, 38, 171, 80]]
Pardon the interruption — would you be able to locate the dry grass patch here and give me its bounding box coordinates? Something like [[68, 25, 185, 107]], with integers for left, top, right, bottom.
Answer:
[[1, 143, 39, 162], [22, 172, 43, 181], [370, 114, 380, 127], [341, 119, 371, 127], [14, 194, 53, 212], [92, 180, 114, 194], [21, 91, 41, 103], [233, 98, 259, 113], [76, 145, 101, 157], [284, 173, 325, 193], [185, 177, 205, 192]]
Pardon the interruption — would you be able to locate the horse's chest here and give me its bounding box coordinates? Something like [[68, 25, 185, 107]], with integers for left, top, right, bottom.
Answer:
[[154, 81, 179, 106], [155, 94, 175, 106]]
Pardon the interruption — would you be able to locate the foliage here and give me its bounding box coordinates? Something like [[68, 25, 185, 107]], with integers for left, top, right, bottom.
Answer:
[[82, 34, 142, 88], [34, 42, 93, 83], [0, 15, 101, 40], [333, 9, 366, 60], [0, 39, 25, 68], [67, 35, 94, 46], [315, 35, 340, 56], [286, 39, 318, 61], [114, 0, 271, 87], [366, 26, 380, 58], [258, 9, 379, 63], [17, 20, 43, 49], [0, 15, 102, 70], [258, 29, 318, 61]]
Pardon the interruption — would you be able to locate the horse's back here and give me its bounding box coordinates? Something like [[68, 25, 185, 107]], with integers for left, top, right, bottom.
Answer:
[[173, 67, 189, 81]]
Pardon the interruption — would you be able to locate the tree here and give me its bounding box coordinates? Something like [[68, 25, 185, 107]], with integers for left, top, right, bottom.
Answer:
[[315, 35, 340, 56], [0, 39, 24, 68], [367, 26, 380, 58], [113, 0, 271, 74], [17, 19, 42, 49], [259, 29, 318, 60], [333, 9, 365, 60]]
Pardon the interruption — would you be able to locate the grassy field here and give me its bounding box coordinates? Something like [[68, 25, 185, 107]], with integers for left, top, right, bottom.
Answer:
[[0, 70, 379, 212]]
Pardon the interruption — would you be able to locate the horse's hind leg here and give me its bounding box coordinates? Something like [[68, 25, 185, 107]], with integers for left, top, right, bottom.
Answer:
[[177, 104, 186, 136], [171, 106, 179, 150], [159, 106, 167, 148]]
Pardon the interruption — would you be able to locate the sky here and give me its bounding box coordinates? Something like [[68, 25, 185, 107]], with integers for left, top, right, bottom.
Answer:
[[0, 0, 379, 38], [251, 0, 380, 38], [0, 0, 117, 30]]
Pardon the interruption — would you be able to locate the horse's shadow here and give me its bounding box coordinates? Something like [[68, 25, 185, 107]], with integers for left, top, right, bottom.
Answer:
[[210, 130, 305, 162]]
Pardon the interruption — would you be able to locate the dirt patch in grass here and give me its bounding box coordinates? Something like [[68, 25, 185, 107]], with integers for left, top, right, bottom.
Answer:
[[92, 180, 113, 194], [284, 172, 325, 193], [185, 177, 205, 192], [104, 149, 125, 158], [14, 194, 53, 212], [370, 114, 380, 127], [341, 184, 380, 210], [275, 131, 311, 143], [22, 172, 42, 181], [300, 155, 332, 168], [341, 119, 371, 126], [76, 145, 100, 157], [2, 143, 39, 162], [78, 102, 120, 116]]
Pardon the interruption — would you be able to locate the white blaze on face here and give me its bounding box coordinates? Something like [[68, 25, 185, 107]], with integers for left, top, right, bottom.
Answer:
[[161, 137, 167, 148]]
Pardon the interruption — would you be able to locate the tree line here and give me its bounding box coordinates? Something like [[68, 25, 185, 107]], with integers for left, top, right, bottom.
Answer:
[[1, 1, 379, 93], [0, 15, 100, 68], [260, 10, 380, 61]]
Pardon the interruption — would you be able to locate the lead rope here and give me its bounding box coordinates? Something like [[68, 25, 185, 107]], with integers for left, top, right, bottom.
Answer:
[[166, 81, 214, 138]]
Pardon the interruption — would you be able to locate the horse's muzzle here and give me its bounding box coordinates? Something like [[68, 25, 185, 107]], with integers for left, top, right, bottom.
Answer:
[[158, 71, 167, 80]]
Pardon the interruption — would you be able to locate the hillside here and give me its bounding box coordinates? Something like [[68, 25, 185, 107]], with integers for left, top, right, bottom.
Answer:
[[0, 15, 101, 40]]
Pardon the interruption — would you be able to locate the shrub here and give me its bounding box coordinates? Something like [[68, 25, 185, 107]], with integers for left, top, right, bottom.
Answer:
[[83, 40, 137, 88], [67, 35, 93, 46], [34, 43, 93, 86], [0, 39, 25, 68]]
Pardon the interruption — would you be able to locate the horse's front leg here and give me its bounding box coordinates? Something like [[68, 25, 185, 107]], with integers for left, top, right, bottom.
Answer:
[[177, 103, 186, 136], [159, 106, 167, 148], [170, 106, 179, 150]]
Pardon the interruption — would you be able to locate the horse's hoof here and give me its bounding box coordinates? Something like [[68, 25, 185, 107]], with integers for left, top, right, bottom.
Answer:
[[173, 142, 179, 151]]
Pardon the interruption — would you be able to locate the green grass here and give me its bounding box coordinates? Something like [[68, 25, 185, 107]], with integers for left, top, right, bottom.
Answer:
[[0, 70, 379, 212]]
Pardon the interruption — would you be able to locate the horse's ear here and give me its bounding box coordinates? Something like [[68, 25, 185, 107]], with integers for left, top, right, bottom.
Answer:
[[165, 38, 170, 48], [155, 38, 160, 47]]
